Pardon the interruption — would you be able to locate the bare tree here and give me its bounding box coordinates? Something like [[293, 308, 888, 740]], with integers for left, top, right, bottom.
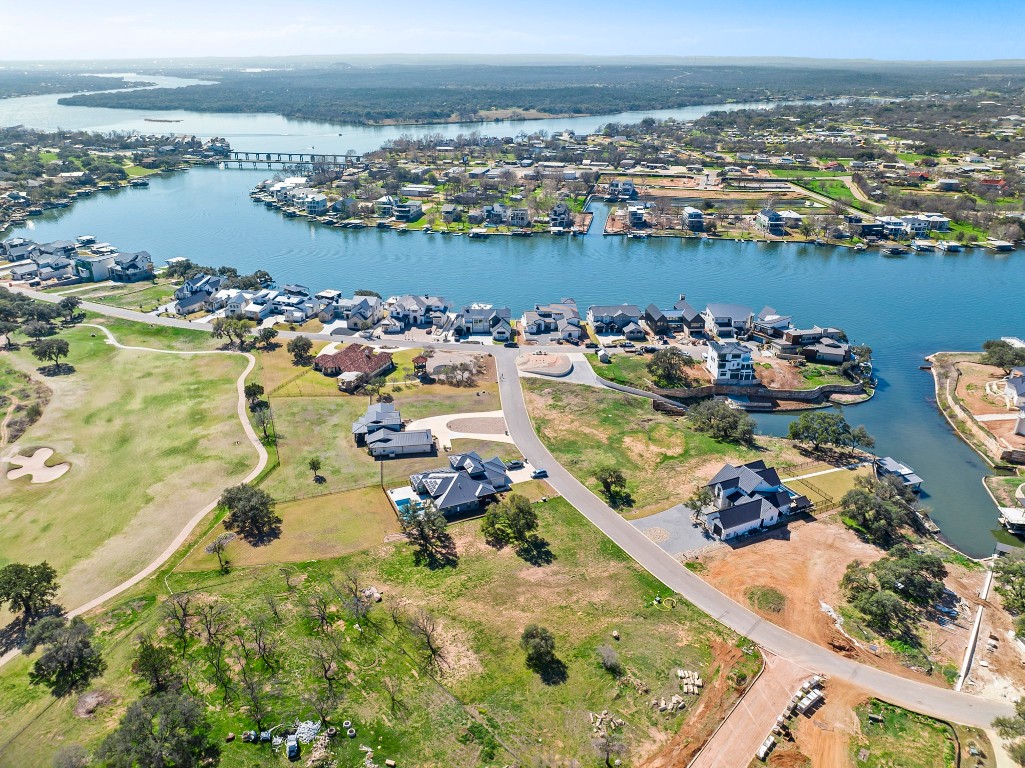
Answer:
[[280, 567, 300, 591], [239, 674, 274, 731], [409, 609, 447, 671], [301, 683, 342, 723], [264, 593, 281, 621], [162, 593, 194, 659], [593, 730, 627, 767], [306, 590, 333, 633], [205, 641, 234, 703], [204, 532, 237, 572], [308, 639, 342, 691], [248, 614, 278, 672], [382, 675, 405, 716], [196, 600, 230, 646]]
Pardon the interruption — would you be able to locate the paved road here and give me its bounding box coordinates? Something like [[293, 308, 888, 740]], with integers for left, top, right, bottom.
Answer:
[[9, 287, 1017, 727], [493, 354, 1014, 728]]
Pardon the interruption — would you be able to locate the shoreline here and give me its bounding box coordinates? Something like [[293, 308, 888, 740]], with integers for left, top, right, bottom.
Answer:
[[927, 351, 1024, 550]]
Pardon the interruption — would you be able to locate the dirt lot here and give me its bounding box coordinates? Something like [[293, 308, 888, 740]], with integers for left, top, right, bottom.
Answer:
[[690, 652, 809, 768], [964, 586, 1025, 702], [956, 361, 1013, 416], [955, 361, 1025, 452], [788, 678, 868, 768], [697, 520, 983, 687]]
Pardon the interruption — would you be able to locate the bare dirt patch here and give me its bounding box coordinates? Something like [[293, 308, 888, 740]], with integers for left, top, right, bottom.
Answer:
[[791, 678, 868, 768], [697, 520, 952, 685], [638, 641, 747, 768], [957, 362, 1013, 416]]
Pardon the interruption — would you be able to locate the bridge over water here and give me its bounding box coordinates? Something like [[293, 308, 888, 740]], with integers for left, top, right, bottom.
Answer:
[[222, 151, 363, 169]]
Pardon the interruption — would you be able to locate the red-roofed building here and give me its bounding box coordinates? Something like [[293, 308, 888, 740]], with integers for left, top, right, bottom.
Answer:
[[314, 344, 394, 391]]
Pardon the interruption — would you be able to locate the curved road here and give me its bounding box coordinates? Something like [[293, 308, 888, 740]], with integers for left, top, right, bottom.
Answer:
[[9, 288, 1016, 727]]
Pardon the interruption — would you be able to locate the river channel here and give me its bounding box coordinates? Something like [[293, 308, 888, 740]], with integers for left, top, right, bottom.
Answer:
[[2, 78, 1023, 557]]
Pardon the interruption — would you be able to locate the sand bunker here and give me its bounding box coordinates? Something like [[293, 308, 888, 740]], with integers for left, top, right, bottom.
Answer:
[[6, 447, 70, 483]]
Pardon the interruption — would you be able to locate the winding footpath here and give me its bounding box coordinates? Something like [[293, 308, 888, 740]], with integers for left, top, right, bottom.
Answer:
[[0, 319, 268, 670], [5, 288, 1018, 730]]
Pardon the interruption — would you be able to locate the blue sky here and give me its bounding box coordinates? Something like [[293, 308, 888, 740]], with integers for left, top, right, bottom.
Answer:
[[2, 0, 1024, 61]]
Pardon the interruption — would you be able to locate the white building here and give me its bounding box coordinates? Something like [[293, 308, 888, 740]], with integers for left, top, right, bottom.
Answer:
[[704, 340, 756, 385]]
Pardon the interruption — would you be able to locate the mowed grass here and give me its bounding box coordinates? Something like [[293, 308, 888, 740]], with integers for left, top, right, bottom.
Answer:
[[522, 379, 803, 518], [179, 486, 401, 570], [263, 393, 515, 500], [123, 163, 158, 177], [85, 312, 222, 351], [851, 700, 957, 768], [783, 464, 873, 508], [80, 282, 176, 312], [0, 324, 252, 608], [587, 352, 654, 389], [0, 498, 756, 768], [255, 344, 506, 500]]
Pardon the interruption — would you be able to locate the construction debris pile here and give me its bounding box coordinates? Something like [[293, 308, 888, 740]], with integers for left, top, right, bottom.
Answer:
[[650, 669, 703, 714], [304, 733, 335, 767], [294, 720, 322, 744], [589, 709, 625, 738], [677, 668, 703, 694]]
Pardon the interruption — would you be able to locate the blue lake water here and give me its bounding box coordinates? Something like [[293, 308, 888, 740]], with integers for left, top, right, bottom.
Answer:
[[2, 84, 1023, 557]]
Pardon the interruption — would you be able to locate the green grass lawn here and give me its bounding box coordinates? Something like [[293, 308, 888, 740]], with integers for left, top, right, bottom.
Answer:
[[793, 362, 856, 389], [123, 163, 158, 177], [783, 465, 873, 508], [262, 392, 514, 501], [85, 312, 221, 351], [804, 178, 857, 204], [587, 352, 653, 389], [0, 323, 252, 608], [178, 485, 402, 570], [768, 169, 842, 178], [0, 498, 761, 768], [851, 700, 957, 768], [74, 282, 175, 313], [523, 379, 803, 518]]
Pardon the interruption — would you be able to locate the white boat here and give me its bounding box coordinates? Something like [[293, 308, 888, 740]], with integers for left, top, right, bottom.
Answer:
[[937, 240, 962, 252]]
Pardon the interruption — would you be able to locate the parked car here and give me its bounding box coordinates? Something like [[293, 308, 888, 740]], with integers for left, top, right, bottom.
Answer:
[[530, 468, 548, 479], [507, 459, 524, 470], [286, 735, 299, 760], [642, 345, 659, 353], [584, 341, 598, 349], [503, 341, 519, 348], [622, 342, 636, 349]]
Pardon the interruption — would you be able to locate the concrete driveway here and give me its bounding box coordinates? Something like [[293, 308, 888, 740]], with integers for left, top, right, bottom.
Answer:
[[632, 504, 719, 559], [405, 409, 515, 451]]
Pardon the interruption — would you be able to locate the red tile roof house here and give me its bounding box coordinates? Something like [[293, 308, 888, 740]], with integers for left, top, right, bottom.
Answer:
[[314, 344, 395, 391]]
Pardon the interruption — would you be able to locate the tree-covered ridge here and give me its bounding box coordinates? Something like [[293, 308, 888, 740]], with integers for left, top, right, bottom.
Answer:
[[0, 72, 148, 100], [58, 63, 1025, 125]]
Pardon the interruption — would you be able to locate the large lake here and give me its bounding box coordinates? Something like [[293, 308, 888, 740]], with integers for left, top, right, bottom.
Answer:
[[2, 81, 1023, 557]]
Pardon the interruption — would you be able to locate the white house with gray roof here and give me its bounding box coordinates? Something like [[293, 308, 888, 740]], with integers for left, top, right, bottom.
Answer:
[[702, 460, 809, 540], [704, 340, 756, 384], [701, 303, 754, 340]]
